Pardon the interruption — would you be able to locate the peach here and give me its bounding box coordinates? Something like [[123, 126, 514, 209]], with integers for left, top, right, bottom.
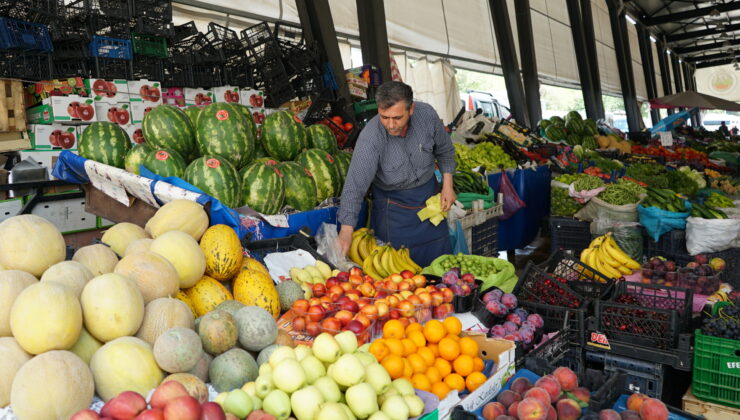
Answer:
[[134, 408, 165, 420], [517, 397, 548, 420], [482, 402, 507, 420], [626, 393, 648, 412], [535, 375, 562, 402], [546, 406, 556, 420], [246, 410, 277, 420], [163, 395, 201, 420], [496, 390, 522, 408], [70, 409, 101, 420], [225, 415, 240, 420], [523, 387, 551, 408], [619, 410, 641, 420], [101, 391, 147, 419], [639, 398, 669, 420], [552, 367, 578, 391], [510, 377, 533, 395], [200, 402, 226, 420], [555, 398, 581, 420], [598, 409, 621, 420], [570, 387, 590, 404], [507, 401, 520, 418]]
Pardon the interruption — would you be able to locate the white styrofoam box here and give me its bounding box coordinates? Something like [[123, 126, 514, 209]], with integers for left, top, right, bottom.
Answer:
[[122, 123, 144, 144], [0, 198, 22, 223], [30, 124, 79, 150], [86, 78, 130, 103], [94, 102, 131, 126], [240, 89, 265, 107], [29, 196, 97, 233], [183, 88, 213, 106], [127, 80, 162, 104], [131, 102, 158, 124], [212, 86, 241, 104], [19, 150, 72, 179]]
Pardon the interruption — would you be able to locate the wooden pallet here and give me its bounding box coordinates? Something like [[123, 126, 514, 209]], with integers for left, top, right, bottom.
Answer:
[[0, 79, 26, 132], [683, 386, 740, 420]]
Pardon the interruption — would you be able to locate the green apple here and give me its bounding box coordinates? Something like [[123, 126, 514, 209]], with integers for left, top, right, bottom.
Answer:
[[403, 395, 425, 417], [313, 376, 342, 403], [381, 395, 409, 420], [316, 402, 349, 420], [263, 389, 291, 420], [340, 402, 357, 420], [329, 354, 366, 387], [259, 362, 273, 376], [368, 411, 392, 420], [355, 351, 377, 367], [378, 388, 399, 406], [256, 373, 274, 399], [334, 330, 358, 354], [224, 389, 253, 419], [269, 346, 296, 368], [250, 394, 262, 410], [365, 363, 392, 395], [345, 382, 379, 419], [391, 378, 415, 396], [300, 355, 326, 385], [312, 333, 341, 363], [358, 343, 371, 353], [241, 381, 257, 396], [294, 344, 312, 361], [272, 358, 306, 393], [214, 391, 228, 406], [290, 385, 324, 420]]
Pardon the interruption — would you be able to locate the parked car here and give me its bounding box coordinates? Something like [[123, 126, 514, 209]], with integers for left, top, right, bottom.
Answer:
[[459, 90, 510, 119]]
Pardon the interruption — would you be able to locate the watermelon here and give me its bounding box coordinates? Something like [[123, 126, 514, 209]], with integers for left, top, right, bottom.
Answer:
[[196, 103, 256, 169], [550, 116, 565, 125], [124, 143, 153, 175], [78, 122, 131, 168], [240, 161, 285, 215], [565, 118, 584, 135], [295, 149, 340, 201], [538, 119, 552, 131], [333, 150, 352, 194], [143, 148, 187, 178], [184, 155, 241, 208], [254, 141, 269, 159], [565, 111, 583, 123], [544, 125, 567, 142], [142, 105, 196, 157], [277, 162, 317, 211], [235, 104, 259, 151], [260, 110, 308, 161], [185, 106, 203, 126], [306, 124, 337, 154]]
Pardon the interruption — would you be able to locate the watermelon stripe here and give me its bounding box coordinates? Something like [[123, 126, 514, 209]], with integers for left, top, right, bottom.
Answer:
[[78, 122, 131, 168], [295, 148, 339, 201], [143, 148, 187, 178], [142, 105, 196, 157], [196, 103, 256, 169], [260, 110, 308, 161], [124, 143, 153, 174], [307, 124, 337, 154], [184, 155, 241, 208], [278, 162, 317, 211], [240, 161, 285, 214]]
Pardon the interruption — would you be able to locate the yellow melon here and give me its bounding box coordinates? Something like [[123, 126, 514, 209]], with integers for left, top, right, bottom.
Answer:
[[0, 270, 37, 337], [125, 238, 154, 256], [102, 222, 149, 256], [175, 290, 198, 318], [145, 199, 209, 240], [0, 215, 65, 277], [40, 261, 93, 298], [241, 257, 270, 276], [150, 231, 206, 288], [200, 224, 243, 281], [114, 251, 180, 303], [185, 276, 234, 317], [10, 281, 82, 354], [136, 297, 195, 346], [81, 273, 145, 342], [0, 337, 31, 406], [233, 269, 280, 319], [69, 327, 103, 365], [90, 336, 163, 401], [73, 244, 119, 276]]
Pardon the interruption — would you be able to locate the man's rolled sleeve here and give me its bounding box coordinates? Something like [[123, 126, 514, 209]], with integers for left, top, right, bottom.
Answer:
[[433, 118, 456, 174], [337, 134, 380, 227]]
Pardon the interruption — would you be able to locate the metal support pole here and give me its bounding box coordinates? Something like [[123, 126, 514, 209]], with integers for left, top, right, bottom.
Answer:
[[671, 55, 684, 112], [580, 0, 604, 118], [657, 41, 673, 115], [566, 0, 599, 119], [637, 24, 660, 125], [488, 0, 530, 127], [356, 0, 392, 85], [514, 0, 542, 124], [607, 0, 641, 132]]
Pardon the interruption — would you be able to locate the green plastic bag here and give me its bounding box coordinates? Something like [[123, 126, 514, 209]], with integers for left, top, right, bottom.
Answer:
[[422, 255, 518, 293], [457, 187, 495, 210]]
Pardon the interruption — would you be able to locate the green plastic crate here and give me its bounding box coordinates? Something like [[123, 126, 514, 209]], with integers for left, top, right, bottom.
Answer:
[[692, 329, 740, 409], [131, 32, 168, 58]]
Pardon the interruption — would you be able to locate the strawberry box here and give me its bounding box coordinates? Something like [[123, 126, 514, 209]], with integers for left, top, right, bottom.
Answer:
[[184, 88, 213, 106], [84, 78, 129, 103], [240, 88, 265, 107], [212, 86, 241, 104], [127, 79, 162, 104], [29, 124, 79, 150], [94, 102, 131, 126], [27, 95, 97, 124]]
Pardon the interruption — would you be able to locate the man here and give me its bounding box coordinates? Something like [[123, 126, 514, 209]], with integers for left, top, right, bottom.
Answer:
[[719, 121, 730, 137], [337, 81, 456, 267], [731, 125, 739, 137]]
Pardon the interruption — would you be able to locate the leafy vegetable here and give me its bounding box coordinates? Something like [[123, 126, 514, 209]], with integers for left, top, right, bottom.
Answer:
[[573, 175, 604, 192], [454, 142, 516, 172]]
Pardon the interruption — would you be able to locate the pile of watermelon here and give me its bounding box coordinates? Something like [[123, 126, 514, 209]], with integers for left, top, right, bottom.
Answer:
[[77, 104, 353, 215]]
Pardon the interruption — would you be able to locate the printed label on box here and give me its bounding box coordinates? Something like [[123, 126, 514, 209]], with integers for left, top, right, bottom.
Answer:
[[240, 89, 265, 107], [31, 125, 79, 150], [30, 96, 98, 124], [131, 102, 158, 124], [249, 107, 266, 125], [127, 80, 162, 104], [94, 103, 131, 126], [212, 86, 241, 104], [86, 79, 129, 103], [122, 124, 145, 145], [184, 88, 214, 105], [162, 87, 186, 107]]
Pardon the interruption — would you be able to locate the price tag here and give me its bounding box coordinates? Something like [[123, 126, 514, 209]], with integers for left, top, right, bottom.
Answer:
[[659, 131, 673, 147]]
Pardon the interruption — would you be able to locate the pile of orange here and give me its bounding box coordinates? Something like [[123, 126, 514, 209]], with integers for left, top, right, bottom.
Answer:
[[370, 317, 488, 401]]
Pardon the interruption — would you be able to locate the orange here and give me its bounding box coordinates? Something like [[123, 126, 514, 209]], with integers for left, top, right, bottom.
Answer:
[[384, 338, 404, 356], [443, 373, 465, 392], [383, 319, 405, 339], [401, 338, 417, 356], [445, 334, 460, 342], [473, 356, 485, 372], [423, 319, 446, 344], [427, 343, 439, 357], [369, 341, 390, 362], [411, 373, 431, 391], [431, 381, 452, 400], [417, 347, 436, 366], [465, 371, 487, 392], [438, 337, 461, 361], [405, 322, 423, 335], [443, 316, 462, 336], [425, 366, 441, 384], [408, 330, 427, 348], [459, 337, 479, 357], [434, 358, 452, 378], [403, 358, 413, 379], [381, 354, 404, 379], [407, 353, 427, 374], [453, 354, 474, 377]]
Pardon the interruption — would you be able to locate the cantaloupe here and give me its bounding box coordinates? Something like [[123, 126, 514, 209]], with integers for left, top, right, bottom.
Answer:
[[234, 306, 277, 352], [186, 275, 234, 317], [150, 231, 206, 288], [125, 238, 154, 256], [214, 299, 246, 318], [145, 199, 209, 240], [153, 327, 203, 373], [233, 269, 280, 319], [11, 350, 94, 420], [187, 352, 212, 383], [0, 270, 37, 337], [200, 224, 243, 281], [0, 215, 65, 277], [73, 244, 119, 276], [90, 336, 164, 401], [40, 261, 93, 298], [276, 280, 303, 312], [209, 348, 258, 392], [163, 373, 209, 403], [198, 310, 238, 355], [102, 222, 149, 256], [136, 297, 195, 346], [10, 281, 82, 354], [114, 251, 180, 303], [81, 273, 145, 342], [69, 327, 103, 365], [0, 337, 31, 407]]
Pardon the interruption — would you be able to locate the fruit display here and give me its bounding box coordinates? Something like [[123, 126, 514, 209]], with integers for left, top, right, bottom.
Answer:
[[296, 148, 342, 202], [580, 233, 640, 280], [435, 254, 503, 281], [440, 268, 479, 297], [701, 297, 740, 340], [240, 160, 286, 215], [276, 161, 318, 211], [453, 142, 517, 172], [642, 255, 725, 294], [480, 289, 545, 346], [709, 177, 740, 195], [551, 174, 586, 217], [183, 155, 242, 209], [141, 105, 197, 158], [195, 102, 257, 169], [306, 124, 338, 154], [348, 228, 423, 279], [77, 122, 132, 169]]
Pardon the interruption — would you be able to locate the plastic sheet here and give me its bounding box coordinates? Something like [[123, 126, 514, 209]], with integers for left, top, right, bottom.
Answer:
[[638, 202, 691, 242], [685, 217, 740, 255]]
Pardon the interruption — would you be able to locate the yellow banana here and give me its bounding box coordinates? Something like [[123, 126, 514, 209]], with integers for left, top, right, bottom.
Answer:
[[374, 246, 390, 278], [381, 245, 397, 276], [357, 233, 371, 261], [363, 232, 377, 256], [399, 247, 423, 273], [352, 228, 368, 242], [597, 243, 622, 269], [588, 235, 606, 249], [594, 251, 622, 279], [580, 247, 592, 263], [604, 236, 640, 270], [388, 247, 409, 274], [363, 249, 383, 281], [586, 246, 600, 271], [348, 232, 365, 265]]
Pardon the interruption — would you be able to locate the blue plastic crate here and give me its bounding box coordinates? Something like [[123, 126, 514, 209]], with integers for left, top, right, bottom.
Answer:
[[89, 35, 132, 60], [0, 17, 53, 52]]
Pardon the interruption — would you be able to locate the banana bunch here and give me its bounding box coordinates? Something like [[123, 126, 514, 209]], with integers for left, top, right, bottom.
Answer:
[[348, 227, 379, 266], [289, 260, 337, 285], [580, 233, 640, 280], [363, 244, 423, 281]]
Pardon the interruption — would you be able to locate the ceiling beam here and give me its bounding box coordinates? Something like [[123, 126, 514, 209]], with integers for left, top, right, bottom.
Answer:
[[675, 39, 740, 55], [644, 2, 740, 26], [688, 51, 738, 64], [696, 57, 738, 69], [667, 22, 740, 42]]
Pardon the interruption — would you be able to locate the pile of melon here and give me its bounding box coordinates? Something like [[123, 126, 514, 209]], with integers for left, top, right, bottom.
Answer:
[[0, 199, 288, 420]]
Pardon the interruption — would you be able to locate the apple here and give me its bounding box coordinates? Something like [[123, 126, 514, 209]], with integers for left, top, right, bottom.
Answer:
[[262, 390, 291, 420], [199, 402, 226, 420], [134, 408, 164, 420], [400, 270, 414, 279], [365, 362, 392, 394], [375, 301, 390, 317], [360, 304, 379, 321], [163, 395, 201, 420], [354, 313, 372, 329], [330, 354, 366, 387], [294, 344, 312, 361], [340, 299, 360, 314], [314, 376, 342, 403], [92, 79, 108, 96], [312, 283, 327, 297], [273, 358, 306, 393], [335, 309, 354, 327], [49, 129, 62, 146], [106, 81, 117, 98], [300, 354, 326, 384], [78, 104, 94, 120], [312, 332, 341, 362], [306, 321, 321, 336], [107, 106, 119, 122], [345, 382, 378, 419], [334, 330, 359, 354], [223, 389, 253, 419], [71, 409, 101, 420], [345, 320, 365, 335], [326, 277, 340, 289], [151, 379, 190, 409], [292, 299, 310, 314], [268, 347, 296, 368], [101, 391, 147, 419], [381, 395, 409, 420], [255, 373, 274, 399], [116, 109, 130, 124], [316, 402, 348, 420], [290, 385, 324, 420], [59, 132, 76, 148]]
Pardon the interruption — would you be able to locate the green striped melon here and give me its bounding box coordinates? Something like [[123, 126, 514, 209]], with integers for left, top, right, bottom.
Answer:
[[184, 156, 241, 208], [196, 103, 256, 170], [260, 111, 308, 161], [295, 149, 340, 201], [142, 105, 196, 158], [277, 162, 317, 212], [333, 150, 352, 193], [235, 104, 259, 153], [125, 143, 153, 175], [78, 122, 131, 168], [306, 124, 337, 154], [239, 158, 272, 180], [185, 106, 203, 126], [143, 149, 187, 178], [240, 161, 285, 215]]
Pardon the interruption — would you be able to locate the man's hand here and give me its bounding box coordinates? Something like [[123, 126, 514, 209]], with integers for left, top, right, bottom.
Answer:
[[440, 172, 456, 211], [337, 225, 354, 257]]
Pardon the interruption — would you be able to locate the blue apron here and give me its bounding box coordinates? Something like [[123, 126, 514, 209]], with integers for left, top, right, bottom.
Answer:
[[371, 176, 451, 267]]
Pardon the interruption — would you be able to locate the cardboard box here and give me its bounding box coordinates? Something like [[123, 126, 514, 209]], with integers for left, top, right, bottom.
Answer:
[[94, 102, 132, 126], [240, 89, 265, 107], [348, 84, 367, 99], [162, 87, 186, 107], [27, 96, 97, 124], [0, 198, 22, 223], [131, 102, 158, 124], [127, 80, 162, 104], [26, 193, 98, 233], [212, 86, 241, 104], [184, 88, 213, 106], [85, 79, 130, 103], [345, 73, 369, 89], [30, 124, 79, 150], [122, 123, 145, 144], [24, 77, 89, 106], [248, 107, 266, 125], [0, 131, 31, 153]]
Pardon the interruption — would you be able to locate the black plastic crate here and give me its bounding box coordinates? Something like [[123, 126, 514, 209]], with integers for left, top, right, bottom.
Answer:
[[644, 228, 686, 256], [131, 16, 174, 39], [88, 13, 130, 38], [205, 22, 241, 53], [162, 61, 190, 87], [82, 0, 130, 20], [471, 286, 505, 328], [90, 56, 131, 79], [223, 54, 253, 88], [0, 50, 52, 80], [131, 54, 163, 81], [242, 229, 332, 268], [514, 260, 597, 309], [0, 0, 62, 24], [131, 0, 171, 20], [519, 299, 590, 345], [53, 58, 89, 78], [241, 21, 273, 50], [471, 217, 498, 257], [52, 39, 89, 58], [263, 81, 296, 108], [50, 1, 89, 41], [172, 21, 197, 42], [585, 350, 664, 398], [645, 246, 740, 289], [191, 63, 223, 89], [517, 328, 585, 375], [549, 216, 592, 255], [535, 249, 615, 301]]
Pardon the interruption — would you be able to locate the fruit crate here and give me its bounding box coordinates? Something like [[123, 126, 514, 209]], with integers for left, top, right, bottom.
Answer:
[[471, 286, 505, 328], [191, 63, 223, 89], [204, 22, 241, 54], [241, 21, 274, 51], [80, 0, 130, 20], [0, 51, 52, 80], [223, 54, 253, 88], [427, 274, 482, 313], [53, 58, 89, 78], [242, 229, 333, 268], [0, 0, 62, 24], [549, 216, 593, 255], [519, 299, 590, 346], [644, 228, 686, 256], [534, 249, 615, 301], [162, 61, 190, 87], [49, 1, 89, 42], [470, 216, 499, 257], [131, 54, 163, 82], [0, 17, 54, 52], [89, 35, 132, 59], [172, 33, 224, 64], [691, 329, 740, 409], [302, 95, 359, 148], [131, 16, 174, 38], [172, 21, 197, 42], [87, 14, 130, 38], [131, 0, 171, 20], [645, 247, 740, 290], [585, 350, 665, 398], [514, 258, 608, 309], [518, 328, 584, 376], [90, 56, 132, 79], [131, 32, 167, 58], [682, 386, 740, 419]]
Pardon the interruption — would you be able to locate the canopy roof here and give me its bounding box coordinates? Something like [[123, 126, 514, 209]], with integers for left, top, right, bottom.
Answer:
[[649, 90, 740, 110]]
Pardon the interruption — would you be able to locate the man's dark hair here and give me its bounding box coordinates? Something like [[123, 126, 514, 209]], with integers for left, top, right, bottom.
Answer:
[[375, 81, 413, 110]]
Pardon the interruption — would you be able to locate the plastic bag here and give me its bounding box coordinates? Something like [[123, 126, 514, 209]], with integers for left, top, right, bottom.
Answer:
[[449, 220, 470, 254], [637, 202, 691, 242], [498, 172, 526, 220], [575, 196, 640, 223], [685, 217, 740, 255], [591, 220, 643, 260], [422, 255, 518, 293], [568, 184, 606, 204], [315, 223, 355, 272], [457, 187, 495, 209]]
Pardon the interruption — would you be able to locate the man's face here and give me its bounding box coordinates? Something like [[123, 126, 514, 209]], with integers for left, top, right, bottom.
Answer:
[[378, 101, 415, 136]]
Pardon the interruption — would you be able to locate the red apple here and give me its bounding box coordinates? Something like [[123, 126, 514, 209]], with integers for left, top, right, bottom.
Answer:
[[400, 270, 414, 279], [325, 277, 339, 289], [349, 267, 363, 277], [151, 381, 190, 409], [339, 299, 359, 314], [101, 391, 147, 419], [59, 132, 75, 149], [92, 79, 108, 96], [106, 81, 117, 98], [78, 104, 94, 121], [71, 409, 101, 420], [199, 402, 226, 420], [163, 396, 201, 420], [354, 313, 372, 329], [49, 130, 62, 146], [337, 271, 350, 281], [135, 408, 165, 420], [116, 109, 130, 125], [107, 106, 119, 122]]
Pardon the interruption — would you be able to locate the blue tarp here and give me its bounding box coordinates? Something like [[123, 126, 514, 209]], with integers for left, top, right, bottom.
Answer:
[[650, 107, 697, 134]]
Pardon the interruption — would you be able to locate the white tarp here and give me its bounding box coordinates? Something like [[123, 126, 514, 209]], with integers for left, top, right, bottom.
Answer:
[[696, 64, 740, 102]]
